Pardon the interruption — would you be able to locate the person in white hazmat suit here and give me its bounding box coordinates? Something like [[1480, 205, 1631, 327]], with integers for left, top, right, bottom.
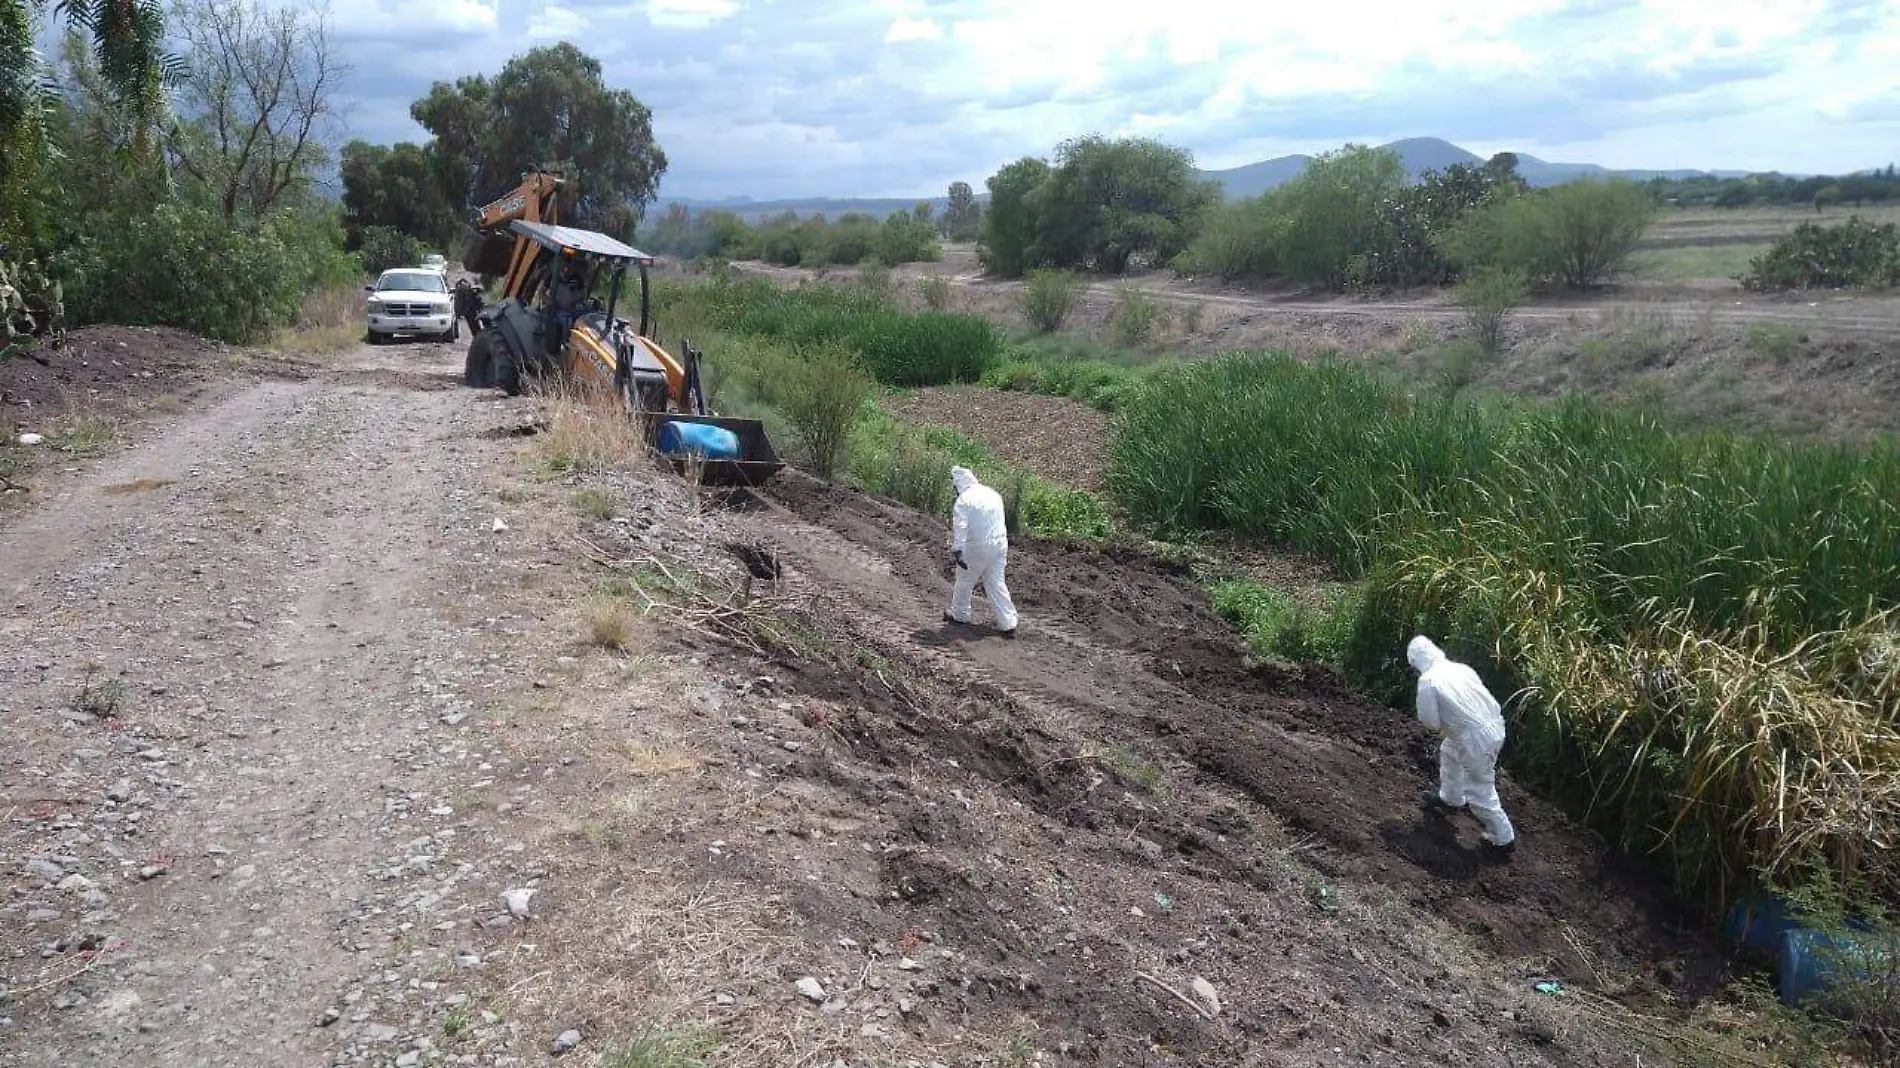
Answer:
[[943, 466, 1017, 637], [1408, 635, 1516, 854]]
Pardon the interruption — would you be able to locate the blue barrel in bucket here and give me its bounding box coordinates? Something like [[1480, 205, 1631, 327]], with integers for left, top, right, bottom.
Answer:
[[1779, 928, 1894, 1006], [658, 421, 740, 460]]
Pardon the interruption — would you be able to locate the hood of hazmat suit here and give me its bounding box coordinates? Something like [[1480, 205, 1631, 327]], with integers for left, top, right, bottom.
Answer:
[[949, 465, 1006, 553], [1407, 635, 1505, 751], [1407, 635, 1446, 674]]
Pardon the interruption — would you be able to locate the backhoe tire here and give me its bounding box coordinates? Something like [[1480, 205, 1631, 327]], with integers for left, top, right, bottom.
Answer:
[[464, 332, 494, 388], [492, 342, 521, 397]]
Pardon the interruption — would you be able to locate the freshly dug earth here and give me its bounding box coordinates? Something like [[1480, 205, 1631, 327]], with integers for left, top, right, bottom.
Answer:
[[887, 386, 1113, 491], [0, 327, 272, 421]]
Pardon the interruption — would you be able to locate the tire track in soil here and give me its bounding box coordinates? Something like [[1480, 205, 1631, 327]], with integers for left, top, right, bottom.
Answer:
[[740, 473, 1728, 997], [0, 343, 502, 1067]]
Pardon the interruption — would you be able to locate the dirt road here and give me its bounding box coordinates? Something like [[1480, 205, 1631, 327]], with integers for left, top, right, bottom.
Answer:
[[1, 343, 528, 1065], [5, 337, 1750, 1066]]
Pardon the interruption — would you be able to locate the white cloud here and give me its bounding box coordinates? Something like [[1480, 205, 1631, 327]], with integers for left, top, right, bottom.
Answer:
[[638, 0, 739, 29], [326, 0, 499, 37], [324, 0, 1900, 198], [526, 3, 588, 38], [884, 16, 941, 43]]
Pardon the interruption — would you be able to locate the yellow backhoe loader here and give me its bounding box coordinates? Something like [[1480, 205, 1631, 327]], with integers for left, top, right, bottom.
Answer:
[[458, 171, 780, 485]]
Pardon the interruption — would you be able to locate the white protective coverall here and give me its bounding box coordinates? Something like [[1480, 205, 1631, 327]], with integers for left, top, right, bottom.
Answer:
[[1408, 636, 1516, 847], [947, 466, 1017, 632]]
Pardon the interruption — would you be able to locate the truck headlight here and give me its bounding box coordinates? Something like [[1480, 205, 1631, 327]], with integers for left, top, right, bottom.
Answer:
[[366, 299, 385, 313]]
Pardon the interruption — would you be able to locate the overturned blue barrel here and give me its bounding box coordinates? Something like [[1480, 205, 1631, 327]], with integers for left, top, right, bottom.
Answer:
[[1779, 928, 1894, 1006], [657, 420, 740, 460]]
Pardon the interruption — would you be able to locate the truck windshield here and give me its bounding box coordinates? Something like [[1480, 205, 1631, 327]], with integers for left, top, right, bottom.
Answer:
[[378, 273, 446, 293]]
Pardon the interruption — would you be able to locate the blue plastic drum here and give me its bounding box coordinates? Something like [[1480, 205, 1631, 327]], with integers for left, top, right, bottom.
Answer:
[[658, 421, 741, 460]]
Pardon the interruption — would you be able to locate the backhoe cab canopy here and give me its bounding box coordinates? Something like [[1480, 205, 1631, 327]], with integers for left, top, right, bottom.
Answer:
[[508, 220, 654, 265], [508, 220, 656, 337]]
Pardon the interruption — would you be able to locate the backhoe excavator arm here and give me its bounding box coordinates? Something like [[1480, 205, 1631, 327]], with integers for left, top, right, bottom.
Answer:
[[464, 169, 564, 299]]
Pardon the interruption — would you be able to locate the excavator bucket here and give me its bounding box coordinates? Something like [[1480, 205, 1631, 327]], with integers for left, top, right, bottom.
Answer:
[[648, 413, 784, 487]]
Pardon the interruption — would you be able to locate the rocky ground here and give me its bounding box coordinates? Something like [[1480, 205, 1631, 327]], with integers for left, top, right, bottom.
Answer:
[[1, 335, 1797, 1067]]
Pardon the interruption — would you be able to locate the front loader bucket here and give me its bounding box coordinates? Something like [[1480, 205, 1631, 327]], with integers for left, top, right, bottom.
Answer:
[[649, 413, 785, 487]]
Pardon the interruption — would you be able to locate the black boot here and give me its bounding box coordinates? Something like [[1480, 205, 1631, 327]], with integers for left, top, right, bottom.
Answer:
[[1482, 838, 1517, 860], [1420, 790, 1462, 812]]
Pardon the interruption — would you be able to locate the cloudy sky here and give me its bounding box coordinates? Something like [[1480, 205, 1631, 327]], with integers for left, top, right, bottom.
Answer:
[[323, 0, 1900, 200]]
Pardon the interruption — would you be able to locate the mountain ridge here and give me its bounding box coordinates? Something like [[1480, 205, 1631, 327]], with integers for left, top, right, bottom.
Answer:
[[655, 137, 1789, 221]]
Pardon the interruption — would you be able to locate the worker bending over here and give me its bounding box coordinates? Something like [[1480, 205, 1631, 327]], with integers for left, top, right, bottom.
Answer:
[[943, 466, 1017, 637], [1409, 635, 1515, 855]]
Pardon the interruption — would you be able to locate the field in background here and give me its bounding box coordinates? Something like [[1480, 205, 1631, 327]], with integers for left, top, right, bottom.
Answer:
[[1633, 203, 1900, 285]]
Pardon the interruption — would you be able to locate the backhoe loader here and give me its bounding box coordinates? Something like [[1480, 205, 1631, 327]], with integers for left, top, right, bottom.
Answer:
[[459, 172, 781, 485]]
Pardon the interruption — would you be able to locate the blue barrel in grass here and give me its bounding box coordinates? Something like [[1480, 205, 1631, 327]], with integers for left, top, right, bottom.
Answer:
[[657, 420, 741, 460], [1779, 927, 1894, 1006]]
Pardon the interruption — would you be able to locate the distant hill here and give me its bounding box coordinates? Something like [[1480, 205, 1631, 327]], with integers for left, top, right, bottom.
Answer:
[[659, 137, 1779, 218], [653, 195, 953, 223], [1197, 137, 1758, 198]]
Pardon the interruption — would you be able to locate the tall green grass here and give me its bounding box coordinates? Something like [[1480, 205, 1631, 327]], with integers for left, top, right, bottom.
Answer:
[[652, 276, 1000, 387], [851, 408, 1111, 541], [1109, 351, 1900, 906]]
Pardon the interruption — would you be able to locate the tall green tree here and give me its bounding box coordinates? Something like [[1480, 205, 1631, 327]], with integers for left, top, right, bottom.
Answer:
[[413, 43, 666, 235], [942, 180, 980, 242], [340, 140, 458, 249], [1031, 135, 1217, 273], [978, 157, 1049, 277]]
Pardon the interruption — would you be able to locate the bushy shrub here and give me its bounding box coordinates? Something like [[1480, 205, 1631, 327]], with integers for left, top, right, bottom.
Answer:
[[918, 274, 953, 309], [357, 225, 426, 275], [1455, 265, 1528, 356], [1111, 284, 1161, 346], [1445, 180, 1656, 289], [1022, 269, 1079, 332], [59, 204, 323, 342], [1177, 198, 1286, 281], [1741, 218, 1900, 291], [778, 343, 871, 477]]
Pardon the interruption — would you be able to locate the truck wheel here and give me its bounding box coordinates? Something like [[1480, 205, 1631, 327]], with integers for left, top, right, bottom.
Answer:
[[464, 332, 494, 388]]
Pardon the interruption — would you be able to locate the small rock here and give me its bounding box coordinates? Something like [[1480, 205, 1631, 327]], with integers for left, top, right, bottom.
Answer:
[[552, 1028, 582, 1054], [501, 888, 536, 918], [106, 780, 133, 803], [395, 1053, 421, 1067], [52, 991, 86, 1010], [896, 957, 923, 972], [25, 858, 65, 882], [491, 518, 509, 533], [137, 865, 168, 881], [18, 433, 45, 446], [57, 874, 95, 892], [27, 909, 61, 923], [480, 1011, 501, 1025], [897, 996, 917, 1015], [439, 713, 467, 727], [231, 864, 256, 883], [316, 1008, 340, 1027], [714, 993, 734, 1006], [795, 977, 826, 1003], [1190, 977, 1222, 1017], [364, 1023, 400, 1042], [72, 748, 106, 761], [1129, 906, 1145, 918]]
